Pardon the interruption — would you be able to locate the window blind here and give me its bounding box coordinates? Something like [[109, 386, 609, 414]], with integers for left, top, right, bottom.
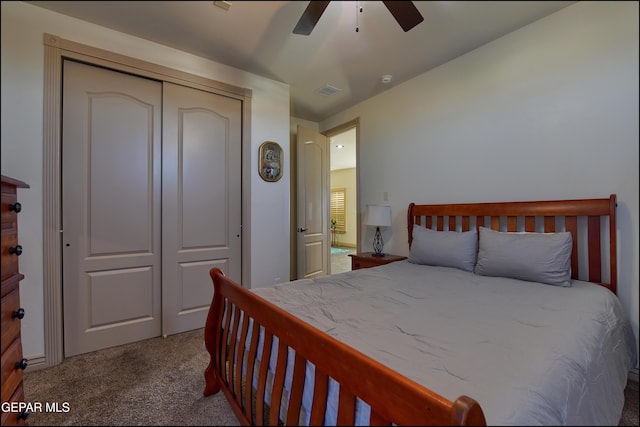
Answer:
[[330, 188, 346, 233]]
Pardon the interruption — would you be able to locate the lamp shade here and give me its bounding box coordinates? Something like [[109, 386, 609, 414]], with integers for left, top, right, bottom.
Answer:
[[365, 204, 391, 227]]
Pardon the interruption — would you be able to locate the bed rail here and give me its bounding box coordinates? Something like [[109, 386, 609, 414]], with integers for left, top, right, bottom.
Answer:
[[407, 195, 617, 294], [204, 268, 486, 426]]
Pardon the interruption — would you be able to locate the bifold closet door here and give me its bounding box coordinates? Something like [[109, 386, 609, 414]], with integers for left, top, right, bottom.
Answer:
[[62, 60, 162, 357], [63, 62, 243, 356], [161, 82, 242, 336]]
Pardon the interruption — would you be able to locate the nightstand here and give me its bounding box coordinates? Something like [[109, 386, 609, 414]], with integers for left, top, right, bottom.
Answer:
[[348, 252, 407, 270]]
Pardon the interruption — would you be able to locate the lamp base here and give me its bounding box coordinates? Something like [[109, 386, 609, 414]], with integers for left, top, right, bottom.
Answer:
[[372, 226, 385, 257]]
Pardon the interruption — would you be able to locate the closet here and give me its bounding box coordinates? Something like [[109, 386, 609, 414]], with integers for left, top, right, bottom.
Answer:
[[62, 60, 242, 356]]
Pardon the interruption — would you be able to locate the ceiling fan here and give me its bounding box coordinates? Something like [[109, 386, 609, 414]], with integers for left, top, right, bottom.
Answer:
[[293, 1, 424, 35]]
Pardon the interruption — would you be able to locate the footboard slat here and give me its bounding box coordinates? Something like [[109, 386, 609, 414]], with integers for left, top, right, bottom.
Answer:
[[221, 300, 232, 385], [269, 340, 289, 425], [255, 330, 273, 426], [369, 410, 391, 426], [309, 370, 329, 425], [229, 304, 241, 399], [285, 353, 307, 425], [336, 388, 356, 425], [235, 312, 250, 409], [245, 321, 260, 423], [205, 268, 487, 426]]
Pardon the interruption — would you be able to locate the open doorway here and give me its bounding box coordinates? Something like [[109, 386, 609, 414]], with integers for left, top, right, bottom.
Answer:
[[327, 122, 358, 274]]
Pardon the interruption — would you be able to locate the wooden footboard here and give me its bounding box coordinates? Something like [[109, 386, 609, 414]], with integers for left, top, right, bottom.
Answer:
[[204, 268, 486, 426]]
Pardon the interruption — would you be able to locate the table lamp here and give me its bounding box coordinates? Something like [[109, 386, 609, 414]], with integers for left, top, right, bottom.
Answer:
[[365, 204, 391, 256]]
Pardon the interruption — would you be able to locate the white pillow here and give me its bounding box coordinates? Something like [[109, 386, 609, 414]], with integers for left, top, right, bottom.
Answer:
[[408, 225, 478, 272], [474, 227, 572, 287]]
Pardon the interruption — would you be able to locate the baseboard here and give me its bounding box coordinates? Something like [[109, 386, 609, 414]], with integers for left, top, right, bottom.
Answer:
[[23, 354, 47, 372]]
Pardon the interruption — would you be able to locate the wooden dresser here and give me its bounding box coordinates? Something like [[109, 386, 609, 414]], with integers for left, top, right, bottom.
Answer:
[[1, 175, 30, 426]]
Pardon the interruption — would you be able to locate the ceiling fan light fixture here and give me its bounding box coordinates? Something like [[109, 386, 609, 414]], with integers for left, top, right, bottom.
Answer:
[[213, 1, 232, 11], [293, 1, 423, 35]]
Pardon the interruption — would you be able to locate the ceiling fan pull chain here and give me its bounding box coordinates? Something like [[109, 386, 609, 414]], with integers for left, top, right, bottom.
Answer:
[[356, 1, 363, 32]]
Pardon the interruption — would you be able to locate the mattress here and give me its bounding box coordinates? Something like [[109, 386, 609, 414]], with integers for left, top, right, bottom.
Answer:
[[249, 261, 636, 425]]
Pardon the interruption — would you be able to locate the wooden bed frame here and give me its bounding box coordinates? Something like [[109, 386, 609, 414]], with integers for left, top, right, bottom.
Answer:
[[203, 195, 617, 426]]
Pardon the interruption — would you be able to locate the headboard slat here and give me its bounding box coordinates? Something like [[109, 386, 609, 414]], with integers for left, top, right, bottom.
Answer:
[[490, 216, 500, 230], [525, 216, 535, 232], [609, 196, 617, 294], [462, 216, 470, 232], [588, 216, 602, 284], [544, 216, 555, 232], [565, 216, 578, 280], [507, 216, 517, 231]]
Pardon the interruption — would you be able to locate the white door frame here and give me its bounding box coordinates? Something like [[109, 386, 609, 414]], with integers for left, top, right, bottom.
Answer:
[[41, 33, 252, 368]]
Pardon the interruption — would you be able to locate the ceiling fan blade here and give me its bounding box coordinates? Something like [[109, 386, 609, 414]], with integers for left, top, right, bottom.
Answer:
[[293, 1, 331, 35], [382, 1, 424, 32]]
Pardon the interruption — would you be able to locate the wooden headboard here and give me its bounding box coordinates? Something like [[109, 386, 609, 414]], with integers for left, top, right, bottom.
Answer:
[[407, 195, 617, 294]]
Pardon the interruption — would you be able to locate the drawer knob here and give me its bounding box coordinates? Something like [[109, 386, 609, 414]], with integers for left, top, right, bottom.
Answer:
[[9, 245, 23, 256], [12, 308, 25, 319], [16, 358, 28, 370], [9, 202, 22, 213]]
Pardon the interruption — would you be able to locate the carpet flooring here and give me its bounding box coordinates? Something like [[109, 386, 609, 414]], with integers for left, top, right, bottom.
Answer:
[[22, 328, 638, 426], [22, 329, 237, 426]]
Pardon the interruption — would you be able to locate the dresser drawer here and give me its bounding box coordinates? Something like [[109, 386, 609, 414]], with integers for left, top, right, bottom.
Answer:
[[1, 287, 23, 355], [1, 191, 19, 227], [1, 338, 27, 404], [1, 231, 20, 282], [0, 384, 27, 426]]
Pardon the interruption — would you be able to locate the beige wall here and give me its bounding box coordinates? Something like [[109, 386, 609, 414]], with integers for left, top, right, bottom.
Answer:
[[321, 1, 639, 373], [1, 1, 290, 360]]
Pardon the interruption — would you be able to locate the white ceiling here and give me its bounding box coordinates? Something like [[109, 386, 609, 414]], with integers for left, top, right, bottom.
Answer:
[[330, 128, 357, 171], [28, 1, 575, 123]]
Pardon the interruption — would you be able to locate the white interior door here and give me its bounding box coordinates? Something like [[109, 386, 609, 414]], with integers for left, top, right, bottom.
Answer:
[[62, 60, 162, 357], [296, 125, 329, 279], [161, 82, 242, 336]]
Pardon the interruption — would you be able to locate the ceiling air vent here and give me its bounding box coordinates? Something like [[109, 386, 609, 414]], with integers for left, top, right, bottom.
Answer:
[[317, 84, 342, 96]]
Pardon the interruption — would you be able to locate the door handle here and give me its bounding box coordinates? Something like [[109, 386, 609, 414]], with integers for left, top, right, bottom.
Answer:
[[297, 227, 307, 232]]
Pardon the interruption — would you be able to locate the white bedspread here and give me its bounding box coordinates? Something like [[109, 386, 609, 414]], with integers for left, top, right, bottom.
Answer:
[[251, 261, 636, 425]]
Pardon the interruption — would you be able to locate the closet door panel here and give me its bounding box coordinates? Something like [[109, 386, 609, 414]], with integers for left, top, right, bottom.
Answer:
[[62, 60, 162, 357], [162, 82, 242, 335]]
